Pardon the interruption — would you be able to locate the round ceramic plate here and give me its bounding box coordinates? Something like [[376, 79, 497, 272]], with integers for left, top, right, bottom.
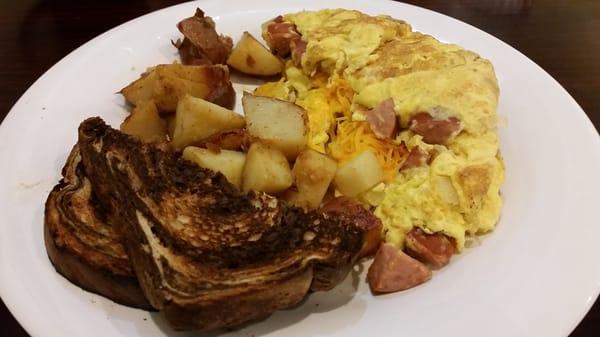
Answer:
[[1, 0, 599, 336]]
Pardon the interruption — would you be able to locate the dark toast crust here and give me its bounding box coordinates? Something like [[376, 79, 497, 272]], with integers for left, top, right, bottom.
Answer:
[[77, 117, 365, 330], [44, 147, 152, 310]]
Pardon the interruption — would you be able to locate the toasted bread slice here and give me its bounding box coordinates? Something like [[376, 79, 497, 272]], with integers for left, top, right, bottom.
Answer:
[[77, 117, 366, 330], [44, 146, 152, 310]]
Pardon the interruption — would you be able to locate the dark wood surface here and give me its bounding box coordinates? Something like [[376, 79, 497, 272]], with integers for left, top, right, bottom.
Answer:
[[0, 0, 598, 336]]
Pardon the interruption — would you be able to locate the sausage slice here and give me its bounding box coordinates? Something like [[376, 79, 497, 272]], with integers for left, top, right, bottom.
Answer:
[[405, 228, 456, 269], [365, 98, 398, 139], [367, 243, 431, 293], [409, 112, 461, 144]]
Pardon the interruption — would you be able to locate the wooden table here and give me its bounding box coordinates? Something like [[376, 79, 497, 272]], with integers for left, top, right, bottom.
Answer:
[[0, 0, 598, 336]]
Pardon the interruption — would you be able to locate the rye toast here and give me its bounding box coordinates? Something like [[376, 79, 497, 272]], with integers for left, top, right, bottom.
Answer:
[[44, 146, 152, 309], [77, 117, 366, 330]]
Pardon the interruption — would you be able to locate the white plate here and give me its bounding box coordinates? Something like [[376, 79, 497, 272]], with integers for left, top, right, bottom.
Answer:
[[1, 0, 599, 336]]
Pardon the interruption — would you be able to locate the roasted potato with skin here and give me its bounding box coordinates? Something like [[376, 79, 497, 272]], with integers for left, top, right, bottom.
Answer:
[[121, 64, 235, 112], [172, 94, 245, 150], [285, 149, 337, 209], [120, 100, 167, 143], [334, 150, 384, 197], [120, 71, 158, 107], [242, 142, 293, 194], [227, 32, 284, 76], [195, 129, 250, 152], [242, 93, 307, 160], [182, 146, 246, 189]]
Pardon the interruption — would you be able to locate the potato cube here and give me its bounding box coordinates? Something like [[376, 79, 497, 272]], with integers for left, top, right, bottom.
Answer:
[[119, 100, 167, 142], [242, 142, 293, 194], [242, 93, 307, 160], [182, 147, 246, 189], [172, 94, 245, 150], [334, 150, 384, 197], [152, 74, 210, 112], [227, 32, 284, 76], [120, 71, 158, 107], [286, 149, 337, 209], [120, 64, 234, 112]]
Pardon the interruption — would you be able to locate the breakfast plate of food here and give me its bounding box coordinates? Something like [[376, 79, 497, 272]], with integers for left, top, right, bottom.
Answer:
[[1, 0, 599, 336]]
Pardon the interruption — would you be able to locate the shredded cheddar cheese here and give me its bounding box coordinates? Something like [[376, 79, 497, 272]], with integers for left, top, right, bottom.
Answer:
[[328, 120, 408, 182], [294, 77, 354, 153]]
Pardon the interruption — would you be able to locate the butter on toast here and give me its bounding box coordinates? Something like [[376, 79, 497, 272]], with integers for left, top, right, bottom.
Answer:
[[77, 117, 366, 330], [44, 146, 152, 309]]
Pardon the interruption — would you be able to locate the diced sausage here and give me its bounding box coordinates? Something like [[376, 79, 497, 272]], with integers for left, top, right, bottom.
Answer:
[[405, 228, 456, 269], [409, 112, 461, 145], [367, 243, 432, 293], [400, 147, 430, 170], [264, 19, 301, 57], [291, 39, 307, 66], [365, 98, 398, 139], [174, 8, 233, 65], [321, 197, 382, 257]]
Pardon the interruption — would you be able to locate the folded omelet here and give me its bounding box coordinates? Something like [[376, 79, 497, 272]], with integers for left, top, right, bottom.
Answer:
[[257, 9, 504, 251]]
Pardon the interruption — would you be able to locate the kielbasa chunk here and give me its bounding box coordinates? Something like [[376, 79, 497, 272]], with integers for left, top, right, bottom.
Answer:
[[409, 112, 461, 145], [367, 244, 431, 293], [405, 228, 456, 269]]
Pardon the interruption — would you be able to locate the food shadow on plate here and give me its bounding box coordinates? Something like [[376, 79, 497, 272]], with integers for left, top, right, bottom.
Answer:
[[229, 69, 280, 87], [147, 261, 367, 336]]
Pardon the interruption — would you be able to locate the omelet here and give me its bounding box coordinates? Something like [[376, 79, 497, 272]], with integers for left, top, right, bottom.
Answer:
[[257, 9, 504, 252], [376, 132, 504, 250]]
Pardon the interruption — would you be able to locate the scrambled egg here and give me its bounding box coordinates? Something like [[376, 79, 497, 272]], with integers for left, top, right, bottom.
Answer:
[[257, 9, 504, 251], [285, 9, 411, 75], [376, 132, 504, 250]]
